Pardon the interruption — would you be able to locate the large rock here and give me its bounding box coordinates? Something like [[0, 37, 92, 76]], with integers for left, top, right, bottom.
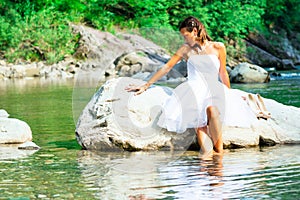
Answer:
[[75, 77, 300, 151], [0, 110, 32, 144], [246, 31, 300, 69], [229, 62, 270, 83], [114, 51, 187, 83], [71, 24, 171, 79]]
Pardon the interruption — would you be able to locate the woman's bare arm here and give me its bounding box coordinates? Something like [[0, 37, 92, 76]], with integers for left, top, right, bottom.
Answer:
[[126, 46, 187, 95], [216, 43, 231, 88]]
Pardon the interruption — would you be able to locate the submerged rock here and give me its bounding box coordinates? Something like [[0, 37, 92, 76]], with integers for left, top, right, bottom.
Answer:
[[0, 144, 39, 160], [18, 141, 40, 150], [75, 77, 300, 151]]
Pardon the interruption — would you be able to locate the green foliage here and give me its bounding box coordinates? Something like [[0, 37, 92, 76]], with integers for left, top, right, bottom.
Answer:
[[138, 27, 183, 55], [0, 0, 297, 63], [205, 0, 266, 40], [263, 0, 300, 33], [0, 1, 79, 64]]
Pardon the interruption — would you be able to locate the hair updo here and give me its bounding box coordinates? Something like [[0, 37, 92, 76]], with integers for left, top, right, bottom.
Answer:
[[179, 16, 212, 43]]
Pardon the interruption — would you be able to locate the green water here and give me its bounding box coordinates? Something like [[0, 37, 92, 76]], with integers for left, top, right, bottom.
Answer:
[[0, 74, 299, 199]]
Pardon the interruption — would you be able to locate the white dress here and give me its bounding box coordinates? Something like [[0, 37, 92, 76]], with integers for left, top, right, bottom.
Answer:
[[157, 54, 257, 133]]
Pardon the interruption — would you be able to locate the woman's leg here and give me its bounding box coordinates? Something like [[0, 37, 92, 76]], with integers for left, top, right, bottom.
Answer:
[[206, 106, 223, 153], [196, 126, 213, 154]]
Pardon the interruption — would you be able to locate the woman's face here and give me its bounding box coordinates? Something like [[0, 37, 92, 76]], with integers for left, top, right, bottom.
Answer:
[[180, 27, 197, 46]]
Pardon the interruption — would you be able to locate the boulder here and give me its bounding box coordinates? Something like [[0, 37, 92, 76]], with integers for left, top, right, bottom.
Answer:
[[246, 31, 299, 69], [75, 77, 300, 151], [115, 51, 187, 82], [246, 42, 282, 69], [0, 109, 9, 118], [71, 24, 170, 80], [0, 110, 32, 144], [230, 62, 270, 83]]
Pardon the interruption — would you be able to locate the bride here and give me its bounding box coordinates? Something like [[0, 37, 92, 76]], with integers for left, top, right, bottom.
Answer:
[[126, 16, 257, 154]]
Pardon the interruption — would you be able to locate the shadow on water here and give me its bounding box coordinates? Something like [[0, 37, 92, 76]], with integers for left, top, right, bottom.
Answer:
[[47, 139, 82, 150]]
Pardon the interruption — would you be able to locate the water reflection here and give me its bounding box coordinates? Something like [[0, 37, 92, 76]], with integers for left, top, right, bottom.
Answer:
[[77, 150, 227, 199], [0, 144, 38, 160], [199, 154, 224, 187], [76, 145, 300, 199], [0, 77, 74, 93]]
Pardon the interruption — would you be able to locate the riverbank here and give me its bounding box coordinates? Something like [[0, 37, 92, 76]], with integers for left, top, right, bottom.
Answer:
[[0, 24, 298, 83]]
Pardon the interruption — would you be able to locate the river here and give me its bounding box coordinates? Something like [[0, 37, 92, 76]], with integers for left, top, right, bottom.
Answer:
[[0, 69, 299, 199]]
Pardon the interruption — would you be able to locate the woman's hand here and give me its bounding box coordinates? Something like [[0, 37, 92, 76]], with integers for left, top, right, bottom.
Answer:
[[125, 83, 149, 95]]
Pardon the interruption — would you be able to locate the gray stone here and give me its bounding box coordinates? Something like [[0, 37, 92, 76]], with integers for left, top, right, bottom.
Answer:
[[281, 59, 295, 70], [0, 117, 32, 144], [75, 77, 300, 151], [18, 141, 40, 150], [0, 60, 6, 66], [0, 109, 9, 118], [25, 65, 40, 77], [10, 65, 26, 78], [0, 66, 10, 79], [71, 24, 170, 80], [131, 72, 151, 80], [230, 62, 270, 83]]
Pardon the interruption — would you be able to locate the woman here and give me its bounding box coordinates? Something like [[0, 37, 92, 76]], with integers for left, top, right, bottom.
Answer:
[[126, 16, 256, 154]]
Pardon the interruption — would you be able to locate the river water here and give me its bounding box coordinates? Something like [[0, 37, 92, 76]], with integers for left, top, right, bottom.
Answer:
[[0, 69, 299, 199]]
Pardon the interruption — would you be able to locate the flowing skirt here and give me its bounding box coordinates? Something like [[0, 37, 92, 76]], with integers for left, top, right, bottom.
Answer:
[[157, 79, 256, 133]]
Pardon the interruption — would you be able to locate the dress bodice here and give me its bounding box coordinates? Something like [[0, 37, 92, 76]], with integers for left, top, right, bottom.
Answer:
[[187, 54, 220, 81]]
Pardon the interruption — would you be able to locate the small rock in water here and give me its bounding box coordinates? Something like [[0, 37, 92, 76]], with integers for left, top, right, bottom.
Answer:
[[0, 109, 9, 118], [37, 194, 47, 198], [18, 141, 40, 150]]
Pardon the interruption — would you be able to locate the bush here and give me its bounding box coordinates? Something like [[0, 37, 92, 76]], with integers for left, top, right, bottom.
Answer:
[[0, 2, 79, 64]]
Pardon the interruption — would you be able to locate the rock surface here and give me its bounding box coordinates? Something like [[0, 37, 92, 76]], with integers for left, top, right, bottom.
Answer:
[[76, 77, 300, 151], [246, 31, 299, 69], [18, 141, 41, 150], [229, 62, 270, 83], [0, 110, 32, 144], [0, 59, 78, 80]]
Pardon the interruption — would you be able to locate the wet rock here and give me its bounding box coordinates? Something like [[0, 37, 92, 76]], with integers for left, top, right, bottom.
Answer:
[[0, 144, 38, 160], [281, 59, 296, 70], [18, 141, 40, 150], [75, 77, 300, 151]]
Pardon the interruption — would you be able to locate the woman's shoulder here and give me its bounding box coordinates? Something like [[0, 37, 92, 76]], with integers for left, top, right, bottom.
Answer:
[[210, 41, 225, 49], [175, 44, 191, 57], [178, 43, 191, 51]]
